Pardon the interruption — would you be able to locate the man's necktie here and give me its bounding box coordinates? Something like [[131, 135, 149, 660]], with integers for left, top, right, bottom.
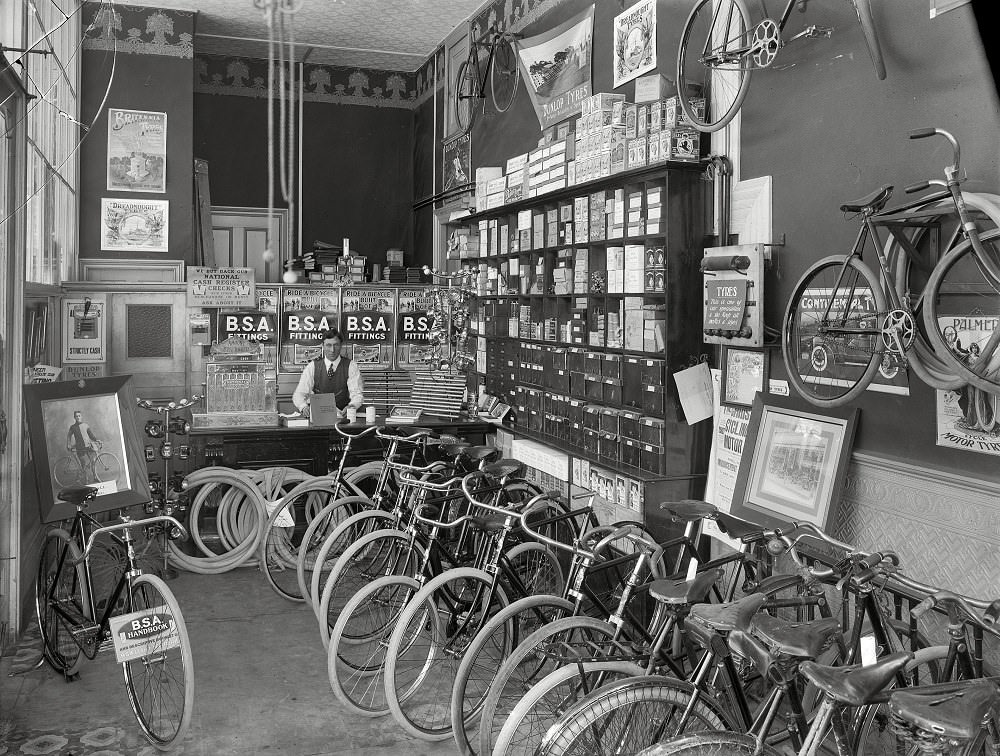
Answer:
[[327, 362, 336, 381]]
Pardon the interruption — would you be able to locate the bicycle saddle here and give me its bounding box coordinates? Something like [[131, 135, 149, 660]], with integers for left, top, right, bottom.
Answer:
[[798, 651, 912, 707], [750, 613, 842, 660], [57, 485, 99, 506], [889, 679, 999, 740], [660, 499, 718, 522], [839, 184, 893, 214], [461, 445, 500, 464], [714, 511, 768, 541], [437, 441, 471, 458], [689, 592, 768, 634], [648, 567, 723, 606], [480, 459, 525, 479]]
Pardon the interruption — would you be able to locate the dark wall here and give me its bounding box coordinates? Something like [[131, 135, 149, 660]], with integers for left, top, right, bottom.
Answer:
[[80, 45, 194, 262], [740, 1, 1000, 480], [416, 0, 1000, 481], [194, 94, 414, 266]]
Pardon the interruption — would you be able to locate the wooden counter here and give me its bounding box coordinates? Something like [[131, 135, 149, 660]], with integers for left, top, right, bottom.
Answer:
[[189, 418, 496, 475]]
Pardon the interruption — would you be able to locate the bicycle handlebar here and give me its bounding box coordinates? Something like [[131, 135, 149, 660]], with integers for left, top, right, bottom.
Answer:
[[136, 395, 203, 413], [910, 589, 1000, 637], [517, 497, 597, 553], [74, 514, 188, 565], [460, 469, 527, 510], [375, 426, 437, 443], [397, 471, 463, 491], [332, 422, 379, 440], [908, 127, 961, 173]]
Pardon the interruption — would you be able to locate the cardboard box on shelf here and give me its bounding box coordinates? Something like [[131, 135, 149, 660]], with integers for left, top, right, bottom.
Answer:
[[634, 72, 672, 103]]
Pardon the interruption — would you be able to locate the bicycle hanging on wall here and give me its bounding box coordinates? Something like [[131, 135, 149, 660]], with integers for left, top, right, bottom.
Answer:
[[453, 25, 521, 133], [676, 0, 886, 133]]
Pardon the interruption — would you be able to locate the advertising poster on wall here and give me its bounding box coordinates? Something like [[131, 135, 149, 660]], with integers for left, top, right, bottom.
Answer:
[[186, 267, 255, 308], [516, 4, 594, 129], [612, 0, 656, 88], [340, 288, 395, 370], [278, 287, 340, 373], [107, 108, 166, 193], [787, 284, 909, 396], [396, 287, 436, 368], [443, 131, 471, 191], [63, 295, 107, 363], [703, 368, 748, 548], [100, 198, 169, 252]]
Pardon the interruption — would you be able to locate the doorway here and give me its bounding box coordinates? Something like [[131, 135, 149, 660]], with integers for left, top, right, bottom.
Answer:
[[211, 206, 290, 284]]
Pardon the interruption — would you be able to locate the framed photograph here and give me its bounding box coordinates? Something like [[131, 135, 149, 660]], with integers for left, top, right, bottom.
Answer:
[[24, 375, 150, 523], [721, 346, 767, 408], [731, 394, 859, 533]]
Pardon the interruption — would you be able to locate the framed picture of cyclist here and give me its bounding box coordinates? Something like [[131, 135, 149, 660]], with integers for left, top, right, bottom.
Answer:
[[731, 394, 858, 533], [24, 375, 149, 523]]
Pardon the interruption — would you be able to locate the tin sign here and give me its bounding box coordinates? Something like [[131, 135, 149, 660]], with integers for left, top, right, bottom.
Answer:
[[187, 267, 256, 308]]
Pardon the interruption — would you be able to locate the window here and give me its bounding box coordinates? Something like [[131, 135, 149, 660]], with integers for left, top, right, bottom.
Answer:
[[22, 0, 80, 285]]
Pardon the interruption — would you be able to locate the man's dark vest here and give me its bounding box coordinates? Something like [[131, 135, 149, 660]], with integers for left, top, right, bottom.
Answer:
[[312, 356, 351, 409]]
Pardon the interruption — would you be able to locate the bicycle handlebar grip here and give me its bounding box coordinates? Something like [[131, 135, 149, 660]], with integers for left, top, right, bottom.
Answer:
[[908, 128, 937, 139], [910, 595, 935, 618], [904, 180, 930, 194], [985, 599, 1000, 625], [858, 551, 899, 571]]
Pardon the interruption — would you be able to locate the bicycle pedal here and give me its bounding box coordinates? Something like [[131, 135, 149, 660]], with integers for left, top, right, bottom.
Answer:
[[98, 637, 115, 655], [805, 24, 832, 38]]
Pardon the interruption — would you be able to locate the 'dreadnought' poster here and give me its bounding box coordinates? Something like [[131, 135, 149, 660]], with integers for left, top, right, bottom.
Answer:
[[516, 5, 594, 130], [100, 198, 169, 253], [613, 0, 656, 88], [107, 109, 166, 193]]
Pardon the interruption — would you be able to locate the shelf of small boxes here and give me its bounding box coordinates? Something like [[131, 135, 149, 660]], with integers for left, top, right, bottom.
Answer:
[[472, 91, 705, 215]]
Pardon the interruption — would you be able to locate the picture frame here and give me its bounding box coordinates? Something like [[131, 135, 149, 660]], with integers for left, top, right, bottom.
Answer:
[[24, 375, 150, 523], [731, 394, 859, 533], [721, 346, 768, 408]]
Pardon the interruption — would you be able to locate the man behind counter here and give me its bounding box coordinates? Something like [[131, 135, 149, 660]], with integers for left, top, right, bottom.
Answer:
[[292, 328, 364, 419]]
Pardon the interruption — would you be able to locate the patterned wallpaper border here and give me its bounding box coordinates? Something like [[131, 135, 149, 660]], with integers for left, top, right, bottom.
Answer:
[[82, 2, 195, 59], [195, 54, 420, 110]]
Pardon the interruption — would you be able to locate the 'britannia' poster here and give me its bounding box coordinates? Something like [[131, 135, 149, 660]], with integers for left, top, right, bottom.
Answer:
[[100, 198, 169, 252], [516, 5, 594, 130], [107, 109, 166, 193], [613, 0, 656, 88]]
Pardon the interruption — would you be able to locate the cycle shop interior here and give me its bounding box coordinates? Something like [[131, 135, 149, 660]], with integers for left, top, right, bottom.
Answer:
[[1, 0, 999, 753]]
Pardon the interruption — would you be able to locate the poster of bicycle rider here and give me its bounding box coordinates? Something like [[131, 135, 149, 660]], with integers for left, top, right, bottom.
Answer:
[[935, 315, 1000, 456], [40, 393, 130, 499]]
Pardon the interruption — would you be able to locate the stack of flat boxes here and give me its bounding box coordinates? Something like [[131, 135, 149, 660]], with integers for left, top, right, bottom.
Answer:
[[475, 167, 504, 212], [526, 137, 572, 198]]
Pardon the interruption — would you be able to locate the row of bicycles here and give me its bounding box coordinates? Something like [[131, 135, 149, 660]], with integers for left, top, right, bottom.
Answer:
[[37, 417, 1000, 753], [250, 423, 1000, 756]]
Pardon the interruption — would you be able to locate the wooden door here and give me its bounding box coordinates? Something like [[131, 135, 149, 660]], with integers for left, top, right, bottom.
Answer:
[[211, 206, 289, 283]]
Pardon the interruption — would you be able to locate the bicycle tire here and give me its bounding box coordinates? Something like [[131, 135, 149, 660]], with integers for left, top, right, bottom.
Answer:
[[311, 509, 397, 640], [94, 452, 122, 483], [295, 494, 371, 610], [496, 663, 649, 756], [490, 35, 520, 114], [319, 527, 424, 648], [676, 0, 752, 133], [921, 229, 1000, 395], [385, 566, 509, 740], [635, 731, 783, 756], [454, 57, 478, 133], [781, 254, 887, 407], [328, 574, 420, 717], [451, 594, 576, 755], [504, 542, 564, 599], [538, 674, 740, 756], [852, 645, 954, 755], [478, 614, 620, 755], [124, 573, 194, 749], [36, 529, 89, 676], [53, 456, 82, 488], [258, 483, 328, 602], [851, 0, 886, 81]]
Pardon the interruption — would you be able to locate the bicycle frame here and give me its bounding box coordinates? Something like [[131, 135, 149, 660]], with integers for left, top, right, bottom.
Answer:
[[46, 509, 160, 661]]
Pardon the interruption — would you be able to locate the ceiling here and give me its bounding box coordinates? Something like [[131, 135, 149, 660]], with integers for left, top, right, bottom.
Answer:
[[157, 0, 483, 71]]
